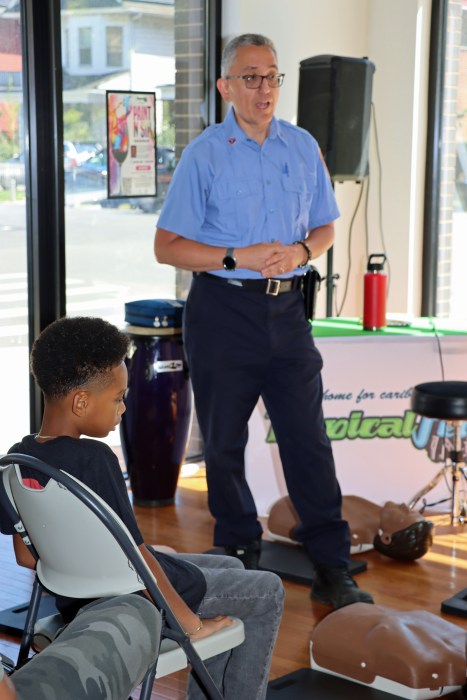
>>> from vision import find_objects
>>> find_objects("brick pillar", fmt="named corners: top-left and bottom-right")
top-left (174, 0), bottom-right (206, 302)
top-left (174, 0), bottom-right (208, 460)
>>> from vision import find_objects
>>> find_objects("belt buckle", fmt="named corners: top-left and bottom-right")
top-left (266, 279), bottom-right (281, 296)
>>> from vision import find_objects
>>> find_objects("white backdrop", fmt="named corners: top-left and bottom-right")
top-left (245, 333), bottom-right (467, 515)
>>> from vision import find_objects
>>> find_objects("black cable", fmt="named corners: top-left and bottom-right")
top-left (428, 316), bottom-right (446, 380)
top-left (335, 180), bottom-right (365, 317)
top-left (364, 161), bottom-right (370, 260)
top-left (415, 317), bottom-right (450, 510)
top-left (371, 101), bottom-right (391, 296)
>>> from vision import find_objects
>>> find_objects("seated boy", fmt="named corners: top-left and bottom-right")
top-left (0, 316), bottom-right (284, 700)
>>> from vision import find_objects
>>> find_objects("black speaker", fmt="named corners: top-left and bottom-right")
top-left (297, 55), bottom-right (375, 181)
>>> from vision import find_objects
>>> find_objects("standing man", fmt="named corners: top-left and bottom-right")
top-left (155, 33), bottom-right (374, 610)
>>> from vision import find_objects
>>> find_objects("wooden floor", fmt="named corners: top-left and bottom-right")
top-left (2, 465), bottom-right (467, 698)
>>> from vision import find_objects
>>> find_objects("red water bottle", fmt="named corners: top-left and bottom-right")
top-left (363, 254), bottom-right (387, 330)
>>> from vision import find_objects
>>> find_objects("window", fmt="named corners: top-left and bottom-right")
top-left (64, 28), bottom-right (69, 68)
top-left (0, 0), bottom-right (216, 452)
top-left (106, 26), bottom-right (123, 68)
top-left (436, 0), bottom-right (466, 318)
top-left (0, 5), bottom-right (28, 452)
top-left (78, 26), bottom-right (92, 67)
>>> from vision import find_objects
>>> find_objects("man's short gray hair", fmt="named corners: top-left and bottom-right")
top-left (220, 34), bottom-right (278, 77)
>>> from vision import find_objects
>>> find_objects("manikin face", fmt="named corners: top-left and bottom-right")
top-left (80, 362), bottom-right (128, 438)
top-left (217, 44), bottom-right (281, 141)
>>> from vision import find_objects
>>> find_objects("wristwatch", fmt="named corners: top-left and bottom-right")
top-left (293, 239), bottom-right (312, 268)
top-left (222, 247), bottom-right (237, 271)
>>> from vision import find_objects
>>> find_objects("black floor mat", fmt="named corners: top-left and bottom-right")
top-left (0, 595), bottom-right (59, 637)
top-left (206, 541), bottom-right (367, 585)
top-left (441, 587), bottom-right (467, 618)
top-left (267, 668), bottom-right (405, 699)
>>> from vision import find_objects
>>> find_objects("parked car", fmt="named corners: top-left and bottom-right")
top-left (0, 153), bottom-right (25, 190)
top-left (76, 146), bottom-right (176, 212)
top-left (64, 140), bottom-right (101, 177)
top-left (74, 141), bottom-right (102, 162)
top-left (75, 148), bottom-right (107, 186)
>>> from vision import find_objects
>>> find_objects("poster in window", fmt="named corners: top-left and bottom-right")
top-left (106, 90), bottom-right (156, 198)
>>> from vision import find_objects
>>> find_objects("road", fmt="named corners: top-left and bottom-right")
top-left (0, 198), bottom-right (175, 452)
top-left (1, 198), bottom-right (175, 342)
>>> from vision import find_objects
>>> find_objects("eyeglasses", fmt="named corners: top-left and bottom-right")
top-left (225, 73), bottom-right (285, 89)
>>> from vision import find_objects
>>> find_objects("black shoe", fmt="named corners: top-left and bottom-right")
top-left (224, 538), bottom-right (262, 569)
top-left (311, 566), bottom-right (374, 609)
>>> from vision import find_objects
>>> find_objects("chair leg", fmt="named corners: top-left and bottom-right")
top-left (184, 645), bottom-right (224, 700)
top-left (17, 578), bottom-right (42, 667)
top-left (138, 661), bottom-right (158, 700)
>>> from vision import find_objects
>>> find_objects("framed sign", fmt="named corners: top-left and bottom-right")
top-left (106, 90), bottom-right (156, 198)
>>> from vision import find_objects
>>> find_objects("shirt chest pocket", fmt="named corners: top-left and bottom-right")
top-left (212, 178), bottom-right (262, 237)
top-left (282, 175), bottom-right (315, 224)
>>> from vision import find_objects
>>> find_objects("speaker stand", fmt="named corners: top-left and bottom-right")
top-left (325, 247), bottom-right (334, 317)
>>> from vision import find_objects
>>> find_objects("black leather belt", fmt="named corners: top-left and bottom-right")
top-left (196, 272), bottom-right (302, 296)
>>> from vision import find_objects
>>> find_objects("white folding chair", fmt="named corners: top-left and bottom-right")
top-left (0, 453), bottom-right (245, 700)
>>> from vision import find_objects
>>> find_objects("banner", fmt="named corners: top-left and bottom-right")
top-left (106, 91), bottom-right (156, 198)
top-left (245, 333), bottom-right (467, 515)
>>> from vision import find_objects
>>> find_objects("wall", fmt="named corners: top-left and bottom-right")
top-left (221, 0), bottom-right (431, 318)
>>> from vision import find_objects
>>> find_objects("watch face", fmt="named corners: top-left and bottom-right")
top-left (223, 255), bottom-right (236, 271)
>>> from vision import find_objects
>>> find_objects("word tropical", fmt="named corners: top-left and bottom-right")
top-left (265, 409), bottom-right (467, 465)
top-left (266, 410), bottom-right (417, 443)
top-left (325, 410), bottom-right (416, 440)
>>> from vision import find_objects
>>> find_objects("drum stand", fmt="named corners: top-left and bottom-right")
top-left (408, 418), bottom-right (467, 525)
top-left (410, 381), bottom-right (467, 618)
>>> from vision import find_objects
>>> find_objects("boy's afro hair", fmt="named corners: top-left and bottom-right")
top-left (30, 316), bottom-right (130, 399)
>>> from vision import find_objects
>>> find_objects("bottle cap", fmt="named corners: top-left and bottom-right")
top-left (367, 254), bottom-right (386, 272)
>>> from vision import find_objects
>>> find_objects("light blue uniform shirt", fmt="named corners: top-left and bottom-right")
top-left (157, 107), bottom-right (340, 279)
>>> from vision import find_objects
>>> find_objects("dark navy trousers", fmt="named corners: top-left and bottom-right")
top-left (183, 273), bottom-right (351, 567)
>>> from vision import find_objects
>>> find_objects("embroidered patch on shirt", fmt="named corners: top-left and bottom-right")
top-left (227, 137), bottom-right (236, 145)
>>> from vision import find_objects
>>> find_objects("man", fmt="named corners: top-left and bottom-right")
top-left (154, 33), bottom-right (374, 610)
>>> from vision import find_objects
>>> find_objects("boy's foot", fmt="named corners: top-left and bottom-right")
top-left (311, 566), bottom-right (374, 609)
top-left (224, 538), bottom-right (262, 569)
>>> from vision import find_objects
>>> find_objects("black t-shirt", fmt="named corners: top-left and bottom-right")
top-left (3, 435), bottom-right (206, 621)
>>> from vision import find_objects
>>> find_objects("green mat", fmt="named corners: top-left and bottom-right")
top-left (311, 317), bottom-right (467, 338)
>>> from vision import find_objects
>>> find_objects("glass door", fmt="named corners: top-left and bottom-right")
top-left (0, 2), bottom-right (29, 453)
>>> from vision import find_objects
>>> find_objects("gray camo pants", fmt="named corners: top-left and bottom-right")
top-left (11, 594), bottom-right (161, 700)
top-left (9, 555), bottom-right (284, 700)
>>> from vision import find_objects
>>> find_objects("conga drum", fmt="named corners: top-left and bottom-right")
top-left (120, 324), bottom-right (193, 506)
